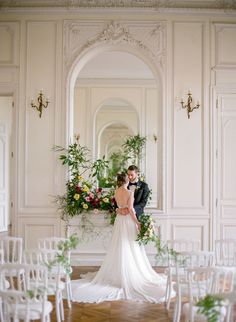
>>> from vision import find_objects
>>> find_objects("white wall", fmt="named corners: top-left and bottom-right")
top-left (0, 96), bottom-right (12, 231)
top-left (0, 9), bottom-right (236, 262)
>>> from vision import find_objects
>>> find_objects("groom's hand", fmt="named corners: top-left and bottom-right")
top-left (116, 208), bottom-right (129, 215)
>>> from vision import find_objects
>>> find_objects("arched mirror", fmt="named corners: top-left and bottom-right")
top-left (72, 50), bottom-right (160, 208)
top-left (96, 98), bottom-right (138, 159)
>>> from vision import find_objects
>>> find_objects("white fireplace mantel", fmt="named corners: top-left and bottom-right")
top-left (66, 212), bottom-right (158, 266)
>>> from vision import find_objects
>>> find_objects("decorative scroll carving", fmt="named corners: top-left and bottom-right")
top-left (64, 20), bottom-right (166, 72)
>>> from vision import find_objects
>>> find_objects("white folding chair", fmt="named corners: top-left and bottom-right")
top-left (40, 249), bottom-right (65, 322)
top-left (38, 237), bottom-right (73, 308)
top-left (162, 239), bottom-right (200, 310)
top-left (215, 239), bottom-right (236, 266)
top-left (169, 251), bottom-right (215, 322)
top-left (0, 263), bottom-right (53, 322)
top-left (182, 266), bottom-right (235, 322)
top-left (165, 248), bottom-right (211, 311)
top-left (23, 248), bottom-right (65, 322)
top-left (0, 236), bottom-right (23, 265)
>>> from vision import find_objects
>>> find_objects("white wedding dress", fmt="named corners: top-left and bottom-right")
top-left (71, 191), bottom-right (169, 303)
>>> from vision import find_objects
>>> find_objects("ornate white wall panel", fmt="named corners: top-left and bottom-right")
top-left (216, 93), bottom-right (236, 240)
top-left (221, 117), bottom-right (236, 200)
top-left (23, 21), bottom-right (57, 209)
top-left (221, 205), bottom-right (236, 219)
top-left (221, 223), bottom-right (236, 239)
top-left (215, 70), bottom-right (236, 85)
top-left (145, 88), bottom-right (159, 208)
top-left (0, 123), bottom-right (9, 232)
top-left (172, 22), bottom-right (206, 211)
top-left (19, 216), bottom-right (61, 249)
top-left (214, 24), bottom-right (236, 67)
top-left (0, 22), bottom-right (19, 66)
top-left (0, 134), bottom-right (7, 231)
top-left (219, 95), bottom-right (236, 201)
top-left (170, 219), bottom-right (209, 250)
top-left (0, 69), bottom-right (16, 84)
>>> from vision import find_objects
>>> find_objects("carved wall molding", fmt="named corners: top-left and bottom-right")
top-left (64, 20), bottom-right (166, 74)
top-left (214, 23), bottom-right (236, 67)
top-left (0, 22), bottom-right (19, 65)
top-left (1, 0), bottom-right (236, 11)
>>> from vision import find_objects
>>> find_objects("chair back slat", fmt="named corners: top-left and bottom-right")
top-left (0, 237), bottom-right (23, 264)
top-left (167, 239), bottom-right (200, 253)
top-left (38, 237), bottom-right (68, 250)
top-left (215, 239), bottom-right (236, 266)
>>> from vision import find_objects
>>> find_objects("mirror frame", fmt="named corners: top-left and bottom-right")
top-left (65, 43), bottom-right (164, 211)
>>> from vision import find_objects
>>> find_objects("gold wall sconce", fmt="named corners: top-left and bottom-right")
top-left (180, 91), bottom-right (200, 119)
top-left (31, 90), bottom-right (49, 118)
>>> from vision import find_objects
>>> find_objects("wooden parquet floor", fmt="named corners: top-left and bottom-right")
top-left (49, 266), bottom-right (173, 322)
top-left (3, 263), bottom-right (235, 322)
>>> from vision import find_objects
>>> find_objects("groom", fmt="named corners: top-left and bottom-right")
top-left (127, 165), bottom-right (150, 219)
top-left (117, 165), bottom-right (150, 219)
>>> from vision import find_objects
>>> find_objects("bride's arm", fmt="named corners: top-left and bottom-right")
top-left (128, 193), bottom-right (140, 229)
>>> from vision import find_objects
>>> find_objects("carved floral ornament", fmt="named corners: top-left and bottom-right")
top-left (64, 20), bottom-right (166, 71)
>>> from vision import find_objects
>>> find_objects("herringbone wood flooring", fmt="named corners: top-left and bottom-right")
top-left (49, 266), bottom-right (174, 322)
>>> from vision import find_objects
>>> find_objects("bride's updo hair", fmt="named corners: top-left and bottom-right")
top-left (117, 173), bottom-right (128, 187)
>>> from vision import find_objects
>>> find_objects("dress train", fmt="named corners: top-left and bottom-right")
top-left (70, 213), bottom-right (170, 303)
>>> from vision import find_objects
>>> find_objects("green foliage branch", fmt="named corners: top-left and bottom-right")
top-left (196, 294), bottom-right (224, 322)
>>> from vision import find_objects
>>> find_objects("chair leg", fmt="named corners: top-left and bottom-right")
top-left (166, 276), bottom-right (172, 310)
top-left (173, 293), bottom-right (181, 322)
top-left (0, 301), bottom-right (3, 322)
top-left (60, 296), bottom-right (64, 321)
top-left (55, 294), bottom-right (61, 322)
top-left (225, 303), bottom-right (232, 322)
top-left (173, 298), bottom-right (178, 322)
top-left (68, 276), bottom-right (74, 302)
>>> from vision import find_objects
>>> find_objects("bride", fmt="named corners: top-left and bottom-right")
top-left (70, 173), bottom-right (168, 303)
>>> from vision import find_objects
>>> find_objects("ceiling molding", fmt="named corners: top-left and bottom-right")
top-left (0, 0), bottom-right (236, 13)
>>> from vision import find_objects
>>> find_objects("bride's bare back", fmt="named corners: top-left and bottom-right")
top-left (114, 187), bottom-right (140, 229)
top-left (115, 187), bottom-right (133, 208)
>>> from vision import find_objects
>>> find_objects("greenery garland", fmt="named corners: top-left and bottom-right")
top-left (196, 294), bottom-right (224, 322)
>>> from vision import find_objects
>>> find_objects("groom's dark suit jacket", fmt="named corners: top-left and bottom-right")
top-left (128, 180), bottom-right (150, 219)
